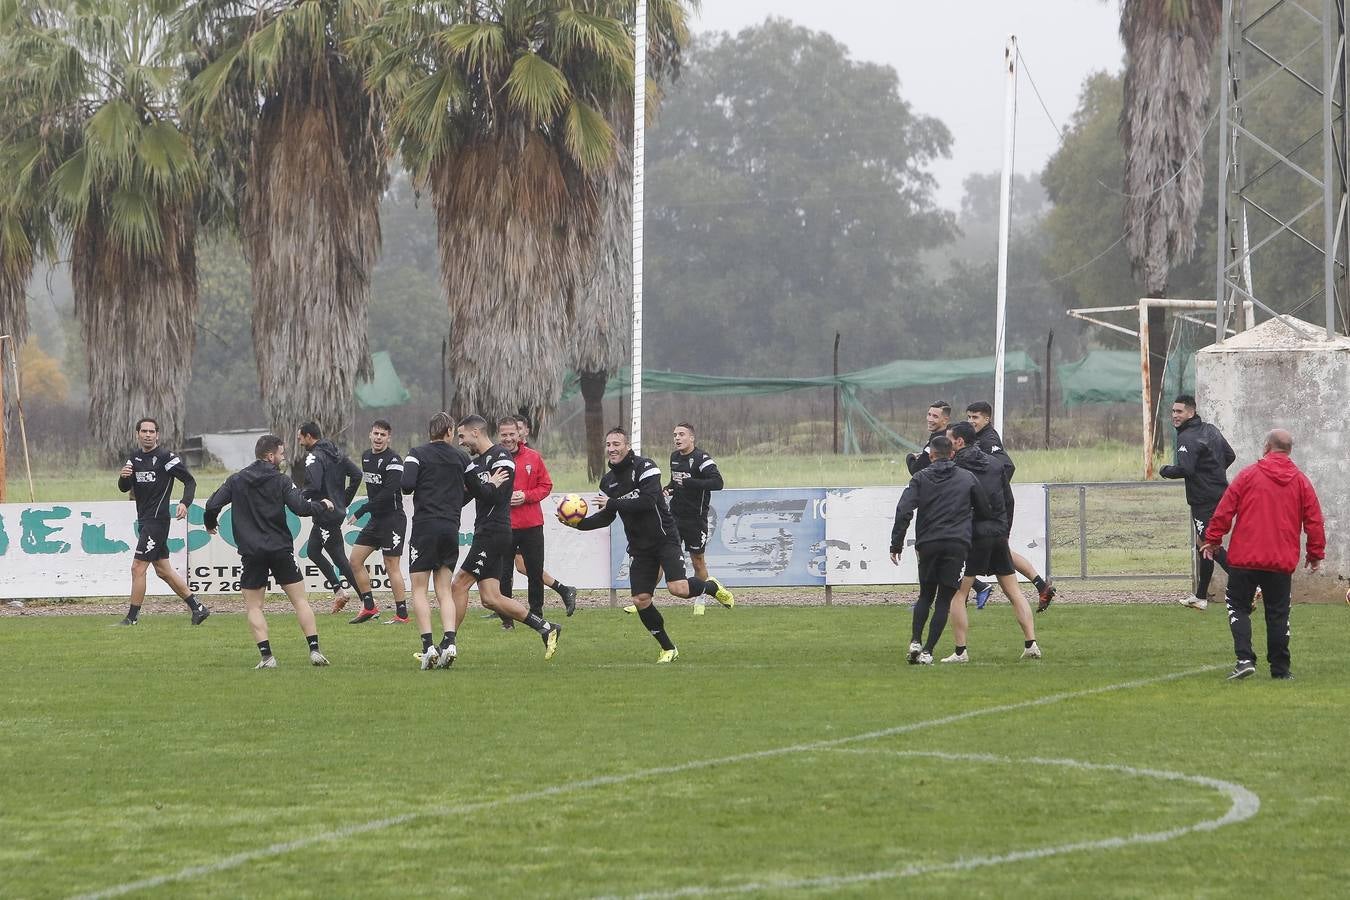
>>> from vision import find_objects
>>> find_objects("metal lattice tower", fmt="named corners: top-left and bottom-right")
top-left (1216, 0), bottom-right (1350, 340)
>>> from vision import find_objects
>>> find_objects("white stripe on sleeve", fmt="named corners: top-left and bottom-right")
top-left (699, 458), bottom-right (717, 471)
top-left (639, 466), bottom-right (662, 481)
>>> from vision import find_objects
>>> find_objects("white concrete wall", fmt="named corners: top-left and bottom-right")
top-left (1195, 319), bottom-right (1350, 600)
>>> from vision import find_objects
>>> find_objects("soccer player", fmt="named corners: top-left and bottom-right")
top-left (497, 416), bottom-right (576, 625)
top-left (942, 423), bottom-right (1040, 662)
top-left (965, 401), bottom-right (1057, 611)
top-left (400, 413), bottom-right (479, 670)
top-left (439, 414), bottom-right (561, 667)
top-left (346, 419), bottom-right (408, 624)
top-left (297, 422), bottom-right (363, 613)
top-left (115, 417), bottom-right (209, 626)
top-left (889, 435), bottom-right (990, 665)
top-left (203, 434), bottom-right (335, 668)
top-left (568, 427), bottom-right (734, 663)
top-left (1160, 394), bottom-right (1237, 610)
top-left (905, 400), bottom-right (951, 476)
top-left (666, 422), bottom-right (731, 616)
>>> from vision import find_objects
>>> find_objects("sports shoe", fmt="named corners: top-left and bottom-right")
top-left (1020, 642), bottom-right (1043, 660)
top-left (693, 602), bottom-right (706, 616)
top-left (560, 584), bottom-right (577, 616)
top-left (1271, 671), bottom-right (1294, 680)
top-left (191, 605), bottom-right (211, 626)
top-left (1228, 660), bottom-right (1256, 680)
top-left (1180, 595), bottom-right (1208, 611)
top-left (623, 605), bottom-right (638, 614)
top-left (1255, 587), bottom-right (1264, 604)
top-left (349, 608), bottom-right (379, 624)
top-left (112, 616), bottom-right (138, 627)
top-left (331, 592), bottom-right (349, 615)
top-left (1036, 580), bottom-right (1057, 613)
top-left (544, 623), bottom-right (561, 660)
top-left (974, 583), bottom-right (993, 610)
top-left (657, 647), bottom-right (680, 664)
top-left (310, 650), bottom-right (329, 666)
top-left (435, 643), bottom-right (457, 669)
top-left (417, 646), bottom-right (439, 670)
top-left (906, 640), bottom-right (922, 664)
top-left (480, 611), bottom-right (499, 619)
top-left (916, 651), bottom-right (934, 665)
top-left (707, 578), bottom-right (735, 609)
top-left (384, 614), bottom-right (409, 625)
top-left (941, 649), bottom-right (969, 663)
top-left (254, 655), bottom-right (277, 669)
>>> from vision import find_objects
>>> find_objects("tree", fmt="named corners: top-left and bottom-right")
top-left (366, 0), bottom-right (633, 428)
top-left (183, 0), bottom-right (386, 450)
top-left (0, 0), bottom-right (206, 457)
top-left (643, 19), bottom-right (954, 376)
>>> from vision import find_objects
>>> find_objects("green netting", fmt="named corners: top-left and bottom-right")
top-left (355, 351), bottom-right (411, 408)
top-left (1056, 349), bottom-right (1198, 409)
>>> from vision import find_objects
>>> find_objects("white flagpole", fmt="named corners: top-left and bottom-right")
top-left (630, 0), bottom-right (647, 455)
top-left (993, 35), bottom-right (1017, 436)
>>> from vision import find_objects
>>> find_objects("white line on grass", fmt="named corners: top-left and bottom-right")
top-left (72, 665), bottom-right (1223, 900)
top-left (603, 748), bottom-right (1261, 899)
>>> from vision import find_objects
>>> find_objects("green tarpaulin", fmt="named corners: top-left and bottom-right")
top-left (1056, 350), bottom-right (1196, 408)
top-left (355, 351), bottom-right (411, 408)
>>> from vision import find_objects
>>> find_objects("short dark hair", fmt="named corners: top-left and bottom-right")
top-left (514, 413), bottom-right (530, 431)
top-left (929, 401), bottom-right (951, 416)
top-left (674, 422), bottom-right (695, 435)
top-left (429, 412), bottom-right (453, 441)
top-left (371, 419), bottom-right (392, 433)
top-left (966, 401), bottom-right (992, 417)
top-left (255, 434), bottom-right (284, 459)
top-left (606, 426), bottom-right (629, 440)
top-left (458, 414), bottom-right (488, 432)
top-left (948, 422), bottom-right (978, 445)
top-left (299, 421), bottom-right (322, 439)
top-left (1174, 394), bottom-right (1196, 410)
top-left (136, 417), bottom-right (159, 432)
top-left (929, 435), bottom-right (955, 459)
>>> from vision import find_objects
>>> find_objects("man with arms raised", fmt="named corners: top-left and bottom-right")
top-left (204, 434), bottom-right (334, 668)
top-left (565, 427), bottom-right (734, 663)
top-left (115, 417), bottom-right (209, 626)
top-left (346, 419), bottom-right (408, 624)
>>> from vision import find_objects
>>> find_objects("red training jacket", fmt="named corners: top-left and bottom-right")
top-left (1202, 452), bottom-right (1325, 574)
top-left (509, 442), bottom-right (553, 530)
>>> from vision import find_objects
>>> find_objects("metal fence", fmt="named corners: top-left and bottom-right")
top-left (1043, 481), bottom-right (1194, 582)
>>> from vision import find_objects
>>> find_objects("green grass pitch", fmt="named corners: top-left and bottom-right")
top-left (3, 604), bottom-right (1348, 898)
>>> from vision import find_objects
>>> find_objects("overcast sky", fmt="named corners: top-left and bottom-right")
top-left (690, 1), bottom-right (1125, 211)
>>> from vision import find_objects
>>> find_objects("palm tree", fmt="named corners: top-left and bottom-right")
top-left (366, 0), bottom-right (631, 425)
top-left (0, 0), bottom-right (207, 457)
top-left (182, 0), bottom-right (385, 449)
top-left (1120, 0), bottom-right (1221, 445)
top-left (572, 0), bottom-right (692, 477)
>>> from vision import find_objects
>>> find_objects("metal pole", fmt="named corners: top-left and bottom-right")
top-left (993, 35), bottom-right (1017, 435)
top-left (1077, 485), bottom-right (1088, 579)
top-left (1044, 330), bottom-right (1053, 449)
top-left (832, 331), bottom-right (840, 455)
top-left (440, 336), bottom-right (447, 412)
top-left (1216, 0), bottom-right (1234, 341)
top-left (1139, 302), bottom-right (1154, 479)
top-left (1325, 0), bottom-right (1338, 339)
top-left (630, 0), bottom-right (647, 455)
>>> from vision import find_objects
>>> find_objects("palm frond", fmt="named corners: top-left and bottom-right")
top-left (506, 51), bottom-right (571, 123)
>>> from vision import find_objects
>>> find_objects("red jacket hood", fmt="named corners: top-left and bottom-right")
top-left (1254, 452), bottom-right (1299, 486)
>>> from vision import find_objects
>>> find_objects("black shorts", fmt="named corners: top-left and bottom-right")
top-left (628, 540), bottom-right (688, 596)
top-left (916, 540), bottom-right (968, 589)
top-left (134, 520), bottom-right (171, 562)
top-left (461, 530), bottom-right (512, 582)
top-left (1192, 505), bottom-right (1217, 543)
top-left (356, 511), bottom-right (407, 557)
top-left (240, 551), bottom-right (304, 590)
top-left (676, 516), bottom-right (709, 555)
top-left (409, 524), bottom-right (459, 573)
top-left (965, 536), bottom-right (1015, 577)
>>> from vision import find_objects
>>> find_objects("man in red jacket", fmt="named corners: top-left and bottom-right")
top-left (1200, 429), bottom-right (1324, 681)
top-left (497, 416), bottom-right (577, 622)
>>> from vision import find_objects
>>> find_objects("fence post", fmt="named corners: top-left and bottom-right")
top-left (824, 584), bottom-right (832, 606)
top-left (1078, 485), bottom-right (1088, 579)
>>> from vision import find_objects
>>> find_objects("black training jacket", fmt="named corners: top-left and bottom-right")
top-left (667, 446), bottom-right (724, 519)
top-left (118, 446), bottom-right (196, 523)
top-left (356, 447), bottom-right (405, 517)
top-left (466, 443), bottom-right (516, 534)
top-left (973, 423), bottom-right (1017, 479)
top-left (302, 439), bottom-right (361, 521)
top-left (1159, 415), bottom-right (1236, 509)
top-left (204, 460), bottom-right (328, 557)
top-left (577, 450), bottom-right (678, 555)
top-left (905, 428), bottom-right (946, 476)
top-left (890, 458), bottom-right (991, 553)
top-left (953, 445), bottom-right (1010, 539)
top-left (401, 441), bottom-right (472, 528)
